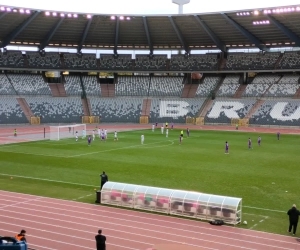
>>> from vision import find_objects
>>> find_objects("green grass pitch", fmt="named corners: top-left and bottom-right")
top-left (0, 128), bottom-right (299, 235)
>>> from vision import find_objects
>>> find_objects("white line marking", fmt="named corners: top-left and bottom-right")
top-left (244, 206), bottom-right (285, 213)
top-left (0, 197), bottom-right (42, 209)
top-left (73, 194), bottom-right (93, 201)
top-left (249, 224), bottom-right (258, 230)
top-left (0, 198), bottom-right (296, 248)
top-left (0, 173), bottom-right (97, 187)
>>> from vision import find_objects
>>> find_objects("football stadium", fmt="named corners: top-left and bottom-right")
top-left (0, 1), bottom-right (300, 249)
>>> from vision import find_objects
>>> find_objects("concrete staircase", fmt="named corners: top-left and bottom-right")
top-left (48, 83), bottom-right (67, 97)
top-left (181, 83), bottom-right (199, 98)
top-left (198, 99), bottom-right (214, 118)
top-left (293, 86), bottom-right (300, 99)
top-left (100, 84), bottom-right (115, 97)
top-left (261, 75), bottom-right (283, 97)
top-left (274, 53), bottom-right (284, 69)
top-left (81, 98), bottom-right (90, 116)
top-left (245, 99), bottom-right (265, 119)
top-left (233, 84), bottom-right (247, 98)
top-left (17, 98), bottom-right (34, 123)
top-left (141, 99), bottom-right (152, 116)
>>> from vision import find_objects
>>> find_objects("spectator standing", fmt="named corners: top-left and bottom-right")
top-left (15, 229), bottom-right (26, 242)
top-left (95, 229), bottom-right (106, 250)
top-left (14, 129), bottom-right (17, 137)
top-left (287, 204), bottom-right (300, 235)
top-left (100, 172), bottom-right (108, 190)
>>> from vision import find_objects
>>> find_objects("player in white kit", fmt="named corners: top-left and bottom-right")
top-left (75, 131), bottom-right (78, 141)
top-left (114, 131), bottom-right (118, 141)
top-left (161, 125), bottom-right (164, 134)
top-left (141, 134), bottom-right (144, 144)
top-left (152, 124), bottom-right (155, 132)
top-left (92, 129), bottom-right (95, 141)
top-left (166, 128), bottom-right (169, 138)
top-left (98, 128), bottom-right (101, 138)
top-left (104, 129), bottom-right (107, 139)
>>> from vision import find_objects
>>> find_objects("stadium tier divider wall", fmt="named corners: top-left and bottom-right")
top-left (101, 181), bottom-right (242, 225)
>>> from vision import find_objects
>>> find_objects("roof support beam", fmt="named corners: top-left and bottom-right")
top-left (168, 16), bottom-right (189, 54)
top-left (266, 15), bottom-right (300, 47)
top-left (0, 12), bottom-right (8, 21)
top-left (114, 18), bottom-right (120, 55)
top-left (221, 13), bottom-right (269, 52)
top-left (142, 16), bottom-right (153, 55)
top-left (39, 18), bottom-right (64, 51)
top-left (0, 11), bottom-right (40, 48)
top-left (77, 17), bottom-right (93, 52)
top-left (194, 15), bottom-right (226, 52)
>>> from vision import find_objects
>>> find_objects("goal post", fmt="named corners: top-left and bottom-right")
top-left (49, 124), bottom-right (86, 140)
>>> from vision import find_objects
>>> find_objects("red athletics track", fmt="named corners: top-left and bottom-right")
top-left (0, 190), bottom-right (299, 250)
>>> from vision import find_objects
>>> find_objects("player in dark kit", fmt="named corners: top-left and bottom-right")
top-left (225, 141), bottom-right (229, 154)
top-left (95, 229), bottom-right (106, 250)
top-left (100, 171), bottom-right (108, 190)
top-left (88, 135), bottom-right (91, 146)
top-left (179, 135), bottom-right (182, 145)
top-left (277, 132), bottom-right (280, 140)
top-left (258, 136), bottom-right (261, 146)
top-left (186, 128), bottom-right (190, 137)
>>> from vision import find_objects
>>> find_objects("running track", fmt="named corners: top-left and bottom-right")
top-left (0, 190), bottom-right (299, 250)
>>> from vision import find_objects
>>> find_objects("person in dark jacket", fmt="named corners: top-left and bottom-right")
top-left (100, 171), bottom-right (108, 190)
top-left (287, 204), bottom-right (300, 235)
top-left (95, 229), bottom-right (106, 250)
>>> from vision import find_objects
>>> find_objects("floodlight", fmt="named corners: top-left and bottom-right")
top-left (19, 9), bottom-right (24, 13)
top-left (52, 12), bottom-right (57, 16)
top-left (45, 11), bottom-right (50, 16)
top-left (172, 0), bottom-right (190, 14)
top-left (254, 10), bottom-right (259, 15)
top-left (25, 9), bottom-right (30, 14)
top-left (126, 17), bottom-right (130, 20)
top-left (87, 14), bottom-right (92, 19)
top-left (297, 7), bottom-right (300, 11)
top-left (60, 13), bottom-right (65, 17)
top-left (0, 6), bottom-right (4, 11)
top-left (110, 16), bottom-right (115, 20)
top-left (73, 14), bottom-right (78, 18)
top-left (119, 16), bottom-right (124, 20)
top-left (6, 7), bottom-right (11, 12)
top-left (67, 13), bottom-right (72, 17)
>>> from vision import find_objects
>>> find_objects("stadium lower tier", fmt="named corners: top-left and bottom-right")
top-left (0, 97), bottom-right (300, 126)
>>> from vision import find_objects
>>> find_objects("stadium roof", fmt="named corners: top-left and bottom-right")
top-left (1, 5), bottom-right (300, 53)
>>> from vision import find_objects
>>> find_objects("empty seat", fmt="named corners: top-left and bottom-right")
top-left (217, 75), bottom-right (240, 97)
top-left (64, 75), bottom-right (82, 96)
top-left (0, 97), bottom-right (28, 124)
top-left (27, 52), bottom-right (61, 68)
top-left (195, 76), bottom-right (222, 97)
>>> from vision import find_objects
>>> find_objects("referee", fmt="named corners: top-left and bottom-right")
top-left (100, 171), bottom-right (108, 190)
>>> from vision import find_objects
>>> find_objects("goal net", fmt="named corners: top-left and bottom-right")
top-left (49, 124), bottom-right (86, 140)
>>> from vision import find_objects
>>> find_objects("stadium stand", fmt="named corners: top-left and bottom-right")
top-left (26, 52), bottom-right (62, 68)
top-left (216, 75), bottom-right (240, 97)
top-left (0, 97), bottom-right (28, 124)
top-left (195, 76), bottom-right (222, 97)
top-left (242, 74), bottom-right (281, 97)
top-left (63, 53), bottom-right (97, 69)
top-left (250, 100), bottom-right (300, 126)
top-left (7, 74), bottom-right (52, 95)
top-left (116, 76), bottom-right (149, 96)
top-left (225, 52), bottom-right (280, 70)
top-left (169, 54), bottom-right (218, 71)
top-left (26, 97), bottom-right (84, 123)
top-left (135, 55), bottom-right (167, 71)
top-left (99, 54), bottom-right (132, 70)
top-left (0, 51), bottom-right (24, 68)
top-left (265, 74), bottom-right (300, 97)
top-left (89, 98), bottom-right (143, 123)
top-left (64, 75), bottom-right (83, 96)
top-left (149, 98), bottom-right (205, 123)
top-left (82, 76), bottom-right (101, 97)
top-left (0, 74), bottom-right (16, 95)
top-left (205, 99), bottom-right (256, 124)
top-left (279, 51), bottom-right (300, 69)
top-left (148, 76), bottom-right (184, 97)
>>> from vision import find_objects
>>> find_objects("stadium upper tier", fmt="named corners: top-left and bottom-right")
top-left (0, 6), bottom-right (300, 51)
top-left (1, 50), bottom-right (300, 71)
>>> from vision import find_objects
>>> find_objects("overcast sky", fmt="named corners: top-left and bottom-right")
top-left (0, 0), bottom-right (299, 15)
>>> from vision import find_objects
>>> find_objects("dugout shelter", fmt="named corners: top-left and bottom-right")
top-left (101, 181), bottom-right (242, 225)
